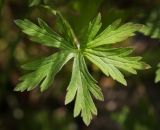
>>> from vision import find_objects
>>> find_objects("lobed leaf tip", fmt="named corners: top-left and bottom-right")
top-left (64, 98), bottom-right (70, 105)
top-left (83, 118), bottom-right (91, 126)
top-left (14, 19), bottom-right (21, 26)
top-left (144, 63), bottom-right (151, 69)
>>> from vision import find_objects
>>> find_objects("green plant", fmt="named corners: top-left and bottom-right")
top-left (14, 6), bottom-right (150, 125)
top-left (155, 63), bottom-right (160, 83)
top-left (29, 0), bottom-right (42, 6)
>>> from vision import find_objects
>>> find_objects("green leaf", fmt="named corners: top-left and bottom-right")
top-left (14, 18), bottom-right (71, 49)
top-left (43, 6), bottom-right (79, 48)
top-left (84, 47), bottom-right (150, 85)
top-left (86, 13), bottom-right (102, 42)
top-left (86, 19), bottom-right (143, 48)
top-left (15, 11), bottom-right (150, 126)
top-left (15, 51), bottom-right (73, 92)
top-left (65, 53), bottom-right (104, 125)
top-left (68, 0), bottom-right (103, 36)
top-left (139, 8), bottom-right (160, 39)
top-left (155, 63), bottom-right (160, 83)
top-left (85, 52), bottom-right (126, 85)
top-left (29, 0), bottom-right (41, 7)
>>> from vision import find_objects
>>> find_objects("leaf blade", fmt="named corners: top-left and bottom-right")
top-left (15, 51), bottom-right (74, 92)
top-left (86, 13), bottom-right (102, 42)
top-left (86, 20), bottom-right (143, 48)
top-left (85, 47), bottom-right (150, 86)
top-left (155, 63), bottom-right (160, 83)
top-left (14, 19), bottom-right (70, 49)
top-left (65, 53), bottom-right (104, 125)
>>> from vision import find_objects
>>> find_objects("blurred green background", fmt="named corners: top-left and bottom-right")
top-left (0, 0), bottom-right (160, 130)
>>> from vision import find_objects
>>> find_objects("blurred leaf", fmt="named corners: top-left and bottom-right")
top-left (29, 0), bottom-right (42, 7)
top-left (112, 106), bottom-right (129, 125)
top-left (0, 0), bottom-right (4, 11)
top-left (69, 0), bottom-right (103, 37)
top-left (112, 99), bottom-right (158, 130)
top-left (43, 6), bottom-right (79, 48)
top-left (155, 63), bottom-right (160, 83)
top-left (140, 8), bottom-right (160, 39)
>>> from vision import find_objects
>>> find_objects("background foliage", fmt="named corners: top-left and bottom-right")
top-left (0, 0), bottom-right (160, 130)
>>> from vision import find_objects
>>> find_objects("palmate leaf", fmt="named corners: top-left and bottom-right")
top-left (155, 63), bottom-right (160, 83)
top-left (15, 7), bottom-right (149, 125)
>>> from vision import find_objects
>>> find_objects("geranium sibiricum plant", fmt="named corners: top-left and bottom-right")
top-left (14, 6), bottom-right (150, 125)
